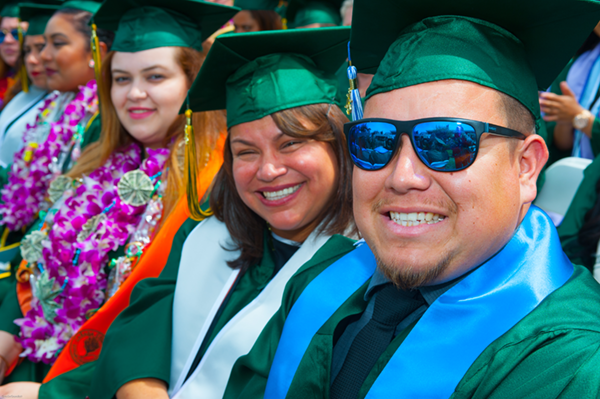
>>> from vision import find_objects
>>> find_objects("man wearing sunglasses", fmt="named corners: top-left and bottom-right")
top-left (224, 0), bottom-right (600, 398)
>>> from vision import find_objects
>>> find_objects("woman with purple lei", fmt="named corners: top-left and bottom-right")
top-left (0, 1), bottom-right (114, 302)
top-left (0, 0), bottom-right (231, 396)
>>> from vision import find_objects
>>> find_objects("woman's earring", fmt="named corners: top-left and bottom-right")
top-left (89, 59), bottom-right (95, 69)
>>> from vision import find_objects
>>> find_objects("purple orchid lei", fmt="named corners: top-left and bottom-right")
top-left (15, 145), bottom-right (170, 363)
top-left (0, 80), bottom-right (98, 231)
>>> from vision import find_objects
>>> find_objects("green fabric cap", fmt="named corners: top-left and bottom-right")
top-left (0, 1), bottom-right (19, 17)
top-left (234, 0), bottom-right (280, 11)
top-left (94, 0), bottom-right (239, 53)
top-left (60, 0), bottom-right (101, 13)
top-left (287, 0), bottom-right (341, 27)
top-left (350, 0), bottom-right (600, 128)
top-left (19, 3), bottom-right (61, 35)
top-left (188, 26), bottom-right (350, 128)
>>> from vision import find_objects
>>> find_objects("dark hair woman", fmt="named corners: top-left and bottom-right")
top-left (0, 1), bottom-right (235, 398)
top-left (90, 27), bottom-right (355, 399)
top-left (233, 0), bottom-right (283, 32)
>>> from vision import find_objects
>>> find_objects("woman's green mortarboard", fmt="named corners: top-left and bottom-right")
top-left (93, 0), bottom-right (239, 53)
top-left (18, 2), bottom-right (61, 36)
top-left (186, 26), bottom-right (350, 128)
top-left (60, 0), bottom-right (102, 14)
top-left (349, 0), bottom-right (600, 128)
top-left (286, 0), bottom-right (341, 28)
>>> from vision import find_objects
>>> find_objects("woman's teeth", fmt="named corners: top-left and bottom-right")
top-left (389, 211), bottom-right (445, 227)
top-left (262, 184), bottom-right (301, 201)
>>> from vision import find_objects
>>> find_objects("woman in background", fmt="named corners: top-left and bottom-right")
top-left (233, 0), bottom-right (283, 32)
top-left (0, 4), bottom-right (61, 174)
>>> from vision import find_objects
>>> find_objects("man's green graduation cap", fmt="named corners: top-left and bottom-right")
top-left (188, 26), bottom-right (350, 128)
top-left (287, 0), bottom-right (341, 28)
top-left (349, 0), bottom-right (600, 126)
top-left (93, 0), bottom-right (239, 53)
top-left (19, 2), bottom-right (61, 35)
top-left (60, 0), bottom-right (102, 14)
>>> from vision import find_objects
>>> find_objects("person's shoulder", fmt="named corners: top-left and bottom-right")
top-left (536, 264), bottom-right (600, 332)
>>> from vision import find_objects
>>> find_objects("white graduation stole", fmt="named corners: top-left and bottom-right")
top-left (169, 217), bottom-right (331, 398)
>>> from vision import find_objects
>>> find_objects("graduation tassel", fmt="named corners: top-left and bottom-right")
top-left (277, 0), bottom-right (288, 29)
top-left (90, 23), bottom-right (104, 107)
top-left (17, 24), bottom-right (28, 93)
top-left (184, 99), bottom-right (213, 221)
top-left (345, 42), bottom-right (363, 121)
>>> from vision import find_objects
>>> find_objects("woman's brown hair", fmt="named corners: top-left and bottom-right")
top-left (210, 103), bottom-right (355, 272)
top-left (68, 47), bottom-right (227, 222)
top-left (250, 10), bottom-right (283, 31)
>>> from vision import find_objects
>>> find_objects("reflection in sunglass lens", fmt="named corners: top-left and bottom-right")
top-left (412, 122), bottom-right (477, 171)
top-left (0, 29), bottom-right (19, 44)
top-left (348, 122), bottom-right (397, 170)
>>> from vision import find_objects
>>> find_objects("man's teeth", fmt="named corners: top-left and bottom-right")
top-left (262, 184), bottom-right (301, 201)
top-left (389, 211), bottom-right (445, 227)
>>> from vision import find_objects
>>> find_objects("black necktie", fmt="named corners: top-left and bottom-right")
top-left (330, 283), bottom-right (425, 399)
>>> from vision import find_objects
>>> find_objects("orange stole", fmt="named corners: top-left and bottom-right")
top-left (42, 136), bottom-right (226, 382)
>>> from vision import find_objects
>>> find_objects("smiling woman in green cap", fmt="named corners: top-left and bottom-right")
top-left (223, 0), bottom-right (600, 398)
top-left (0, 0), bottom-right (236, 398)
top-left (86, 26), bottom-right (355, 399)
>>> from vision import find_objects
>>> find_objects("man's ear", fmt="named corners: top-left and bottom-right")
top-left (518, 134), bottom-right (549, 205)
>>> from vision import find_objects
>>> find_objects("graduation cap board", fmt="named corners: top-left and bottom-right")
top-left (234, 0), bottom-right (281, 11)
top-left (93, 0), bottom-right (239, 52)
top-left (19, 2), bottom-right (61, 35)
top-left (349, 0), bottom-right (600, 125)
top-left (0, 0), bottom-right (19, 17)
top-left (286, 0), bottom-right (341, 28)
top-left (188, 26), bottom-right (350, 128)
top-left (60, 0), bottom-right (102, 14)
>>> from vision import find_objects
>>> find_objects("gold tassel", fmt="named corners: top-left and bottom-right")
top-left (17, 24), bottom-right (28, 93)
top-left (184, 106), bottom-right (213, 221)
top-left (90, 23), bottom-right (103, 107)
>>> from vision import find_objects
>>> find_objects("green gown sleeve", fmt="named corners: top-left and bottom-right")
top-left (89, 218), bottom-right (201, 399)
top-left (223, 235), bottom-right (356, 399)
top-left (558, 155), bottom-right (600, 270)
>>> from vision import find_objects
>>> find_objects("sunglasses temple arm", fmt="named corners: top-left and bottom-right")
top-left (485, 123), bottom-right (527, 139)
top-left (345, 42), bottom-right (364, 121)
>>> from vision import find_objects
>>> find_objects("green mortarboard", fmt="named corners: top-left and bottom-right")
top-left (0, 0), bottom-right (19, 17)
top-left (350, 0), bottom-right (600, 126)
top-left (60, 0), bottom-right (102, 14)
top-left (93, 0), bottom-right (239, 53)
top-left (188, 26), bottom-right (350, 128)
top-left (287, 0), bottom-right (341, 28)
top-left (234, 0), bottom-right (280, 11)
top-left (19, 2), bottom-right (61, 35)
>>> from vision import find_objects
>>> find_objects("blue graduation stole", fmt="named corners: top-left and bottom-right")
top-left (265, 206), bottom-right (573, 398)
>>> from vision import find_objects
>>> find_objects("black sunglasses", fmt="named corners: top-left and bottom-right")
top-left (0, 28), bottom-right (20, 44)
top-left (344, 117), bottom-right (526, 172)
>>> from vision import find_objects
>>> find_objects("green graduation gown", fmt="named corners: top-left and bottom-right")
top-left (87, 218), bottom-right (355, 399)
top-left (558, 154), bottom-right (600, 270)
top-left (224, 264), bottom-right (600, 399)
